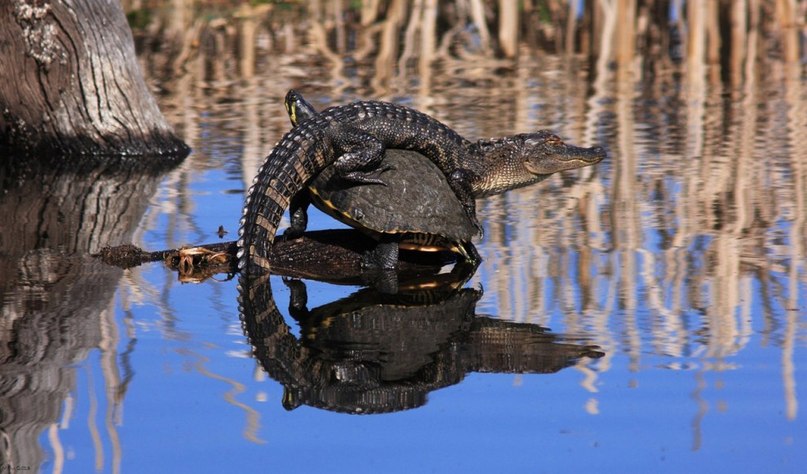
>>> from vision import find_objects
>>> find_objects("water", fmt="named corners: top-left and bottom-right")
top-left (3, 5), bottom-right (807, 473)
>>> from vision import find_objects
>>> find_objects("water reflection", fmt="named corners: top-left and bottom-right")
top-left (239, 273), bottom-right (603, 414)
top-left (0, 156), bottom-right (172, 471)
top-left (130, 0), bottom-right (805, 438)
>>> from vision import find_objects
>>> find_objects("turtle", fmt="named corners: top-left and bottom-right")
top-left (302, 148), bottom-right (480, 268)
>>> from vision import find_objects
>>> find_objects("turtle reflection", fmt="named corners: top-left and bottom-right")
top-left (239, 274), bottom-right (603, 415)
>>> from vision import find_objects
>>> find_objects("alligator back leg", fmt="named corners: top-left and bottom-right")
top-left (285, 191), bottom-right (311, 239)
top-left (331, 133), bottom-right (387, 184)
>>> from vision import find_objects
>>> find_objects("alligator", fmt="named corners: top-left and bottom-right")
top-left (238, 92), bottom-right (606, 273)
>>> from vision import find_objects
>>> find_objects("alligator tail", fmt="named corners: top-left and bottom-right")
top-left (238, 124), bottom-right (327, 273)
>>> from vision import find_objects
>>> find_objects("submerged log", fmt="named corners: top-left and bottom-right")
top-left (96, 229), bottom-right (459, 285)
top-left (0, 0), bottom-right (188, 157)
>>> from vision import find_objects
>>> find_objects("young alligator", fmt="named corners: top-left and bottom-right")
top-left (238, 92), bottom-right (606, 273)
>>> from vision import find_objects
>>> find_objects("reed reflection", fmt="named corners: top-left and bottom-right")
top-left (129, 0), bottom-right (806, 425)
top-left (239, 272), bottom-right (603, 414)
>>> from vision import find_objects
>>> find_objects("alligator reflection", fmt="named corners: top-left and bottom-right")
top-left (239, 273), bottom-right (603, 415)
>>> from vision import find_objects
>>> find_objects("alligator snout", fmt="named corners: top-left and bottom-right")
top-left (584, 146), bottom-right (607, 163)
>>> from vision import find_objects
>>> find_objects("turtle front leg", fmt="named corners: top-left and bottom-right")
top-left (461, 241), bottom-right (482, 264)
top-left (361, 238), bottom-right (400, 293)
top-left (362, 238), bottom-right (399, 270)
top-left (283, 277), bottom-right (309, 322)
top-left (284, 191), bottom-right (311, 239)
top-left (448, 168), bottom-right (482, 237)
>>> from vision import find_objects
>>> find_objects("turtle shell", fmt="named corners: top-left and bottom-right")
top-left (308, 149), bottom-right (476, 248)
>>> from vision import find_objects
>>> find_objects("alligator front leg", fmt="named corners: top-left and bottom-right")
top-left (448, 168), bottom-right (482, 236)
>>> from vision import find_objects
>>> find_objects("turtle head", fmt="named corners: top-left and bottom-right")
top-left (284, 89), bottom-right (319, 127)
top-left (471, 130), bottom-right (606, 196)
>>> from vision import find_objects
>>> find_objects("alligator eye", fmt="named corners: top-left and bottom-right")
top-left (525, 135), bottom-right (562, 147)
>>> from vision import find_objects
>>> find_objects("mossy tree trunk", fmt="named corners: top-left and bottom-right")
top-left (0, 0), bottom-right (187, 156)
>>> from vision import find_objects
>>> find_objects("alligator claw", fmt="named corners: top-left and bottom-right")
top-left (342, 173), bottom-right (387, 186)
top-left (342, 168), bottom-right (391, 186)
top-left (465, 206), bottom-right (483, 238)
top-left (473, 218), bottom-right (484, 238)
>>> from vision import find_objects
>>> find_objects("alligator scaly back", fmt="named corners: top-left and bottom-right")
top-left (317, 101), bottom-right (472, 173)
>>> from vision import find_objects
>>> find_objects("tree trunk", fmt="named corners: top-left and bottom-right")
top-left (0, 0), bottom-right (188, 157)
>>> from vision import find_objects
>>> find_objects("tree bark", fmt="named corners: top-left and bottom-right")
top-left (0, 0), bottom-right (188, 157)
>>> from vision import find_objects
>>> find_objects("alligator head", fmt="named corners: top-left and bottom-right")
top-left (470, 130), bottom-right (606, 197)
